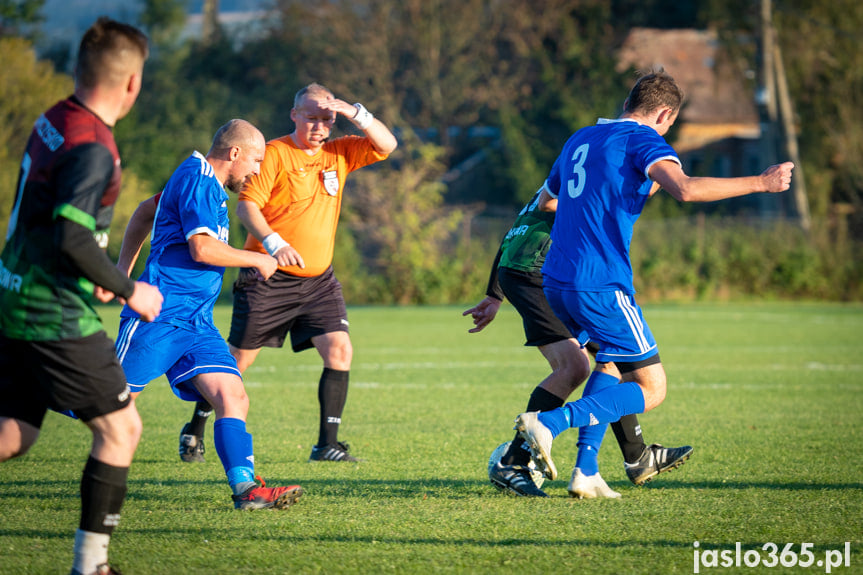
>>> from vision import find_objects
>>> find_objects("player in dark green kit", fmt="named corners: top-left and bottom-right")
top-left (465, 186), bottom-right (692, 498)
top-left (0, 18), bottom-right (162, 575)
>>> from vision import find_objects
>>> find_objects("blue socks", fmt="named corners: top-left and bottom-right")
top-left (537, 380), bottom-right (646, 439)
top-left (575, 371), bottom-right (620, 475)
top-left (213, 417), bottom-right (256, 494)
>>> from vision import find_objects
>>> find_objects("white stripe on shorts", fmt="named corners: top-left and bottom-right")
top-left (115, 318), bottom-right (140, 364)
top-left (615, 290), bottom-right (649, 353)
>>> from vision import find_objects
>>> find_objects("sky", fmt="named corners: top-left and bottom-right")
top-left (37, 0), bottom-right (270, 48)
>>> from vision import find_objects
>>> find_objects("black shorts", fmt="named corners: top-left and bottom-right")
top-left (498, 267), bottom-right (573, 347)
top-left (229, 266), bottom-right (349, 353)
top-left (0, 331), bottom-right (131, 428)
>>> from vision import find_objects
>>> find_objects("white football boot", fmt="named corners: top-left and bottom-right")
top-left (568, 468), bottom-right (622, 499)
top-left (514, 411), bottom-right (558, 481)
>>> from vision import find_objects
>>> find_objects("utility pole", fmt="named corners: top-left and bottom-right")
top-left (757, 0), bottom-right (779, 217)
top-left (760, 0), bottom-right (810, 231)
top-left (773, 42), bottom-right (810, 231)
top-left (202, 0), bottom-right (221, 45)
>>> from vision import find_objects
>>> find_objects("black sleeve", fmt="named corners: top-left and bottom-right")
top-left (54, 142), bottom-right (115, 216)
top-left (52, 142), bottom-right (135, 299)
top-left (56, 217), bottom-right (136, 299)
top-left (484, 244), bottom-right (505, 301)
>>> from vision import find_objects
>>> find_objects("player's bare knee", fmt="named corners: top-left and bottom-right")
top-left (555, 361), bottom-right (590, 393)
top-left (113, 408), bottom-right (143, 445)
top-left (325, 346), bottom-right (352, 370)
top-left (221, 385), bottom-right (249, 415)
top-left (0, 418), bottom-right (39, 461)
top-left (0, 441), bottom-right (30, 461)
top-left (127, 409), bottom-right (143, 447)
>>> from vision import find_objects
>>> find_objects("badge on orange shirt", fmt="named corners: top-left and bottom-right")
top-left (322, 170), bottom-right (339, 196)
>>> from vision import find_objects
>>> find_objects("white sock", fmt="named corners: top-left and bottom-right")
top-left (72, 529), bottom-right (110, 575)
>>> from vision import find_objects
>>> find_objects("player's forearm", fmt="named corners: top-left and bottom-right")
top-left (188, 234), bottom-right (267, 269)
top-left (651, 161), bottom-right (771, 203)
top-left (117, 195), bottom-right (158, 275)
top-left (57, 218), bottom-right (136, 298)
top-left (485, 247), bottom-right (505, 300)
top-left (364, 119), bottom-right (398, 155)
top-left (236, 200), bottom-right (276, 242)
top-left (670, 175), bottom-right (767, 203)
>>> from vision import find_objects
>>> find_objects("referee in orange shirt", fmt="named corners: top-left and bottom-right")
top-left (177, 83), bottom-right (397, 463)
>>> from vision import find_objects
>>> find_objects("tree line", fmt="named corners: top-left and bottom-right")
top-left (0, 0), bottom-right (860, 301)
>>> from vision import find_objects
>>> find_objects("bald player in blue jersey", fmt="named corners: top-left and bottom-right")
top-left (514, 71), bottom-right (794, 482)
top-left (115, 119), bottom-right (302, 510)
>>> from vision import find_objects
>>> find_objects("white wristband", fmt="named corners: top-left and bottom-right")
top-left (350, 103), bottom-right (374, 130)
top-left (262, 233), bottom-right (289, 256)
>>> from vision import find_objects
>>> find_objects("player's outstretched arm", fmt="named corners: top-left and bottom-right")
top-left (463, 296), bottom-right (502, 333)
top-left (650, 160), bottom-right (794, 203)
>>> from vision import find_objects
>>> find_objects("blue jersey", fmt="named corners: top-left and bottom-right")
top-left (121, 151), bottom-right (230, 329)
top-left (542, 119), bottom-right (679, 294)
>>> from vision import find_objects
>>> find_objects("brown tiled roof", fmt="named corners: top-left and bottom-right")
top-left (617, 28), bottom-right (758, 126)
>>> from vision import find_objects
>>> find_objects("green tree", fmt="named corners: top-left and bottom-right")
top-left (340, 143), bottom-right (482, 304)
top-left (138, 0), bottom-right (188, 47)
top-left (0, 0), bottom-right (43, 38)
top-left (773, 1), bottom-right (863, 221)
top-left (0, 36), bottom-right (72, 239)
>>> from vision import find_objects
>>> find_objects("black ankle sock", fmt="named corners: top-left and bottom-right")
top-left (612, 414), bottom-right (646, 463)
top-left (318, 368), bottom-right (349, 446)
top-left (188, 400), bottom-right (213, 437)
top-left (501, 386), bottom-right (565, 466)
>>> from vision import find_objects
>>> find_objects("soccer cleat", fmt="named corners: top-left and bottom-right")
top-left (232, 476), bottom-right (303, 510)
top-left (309, 441), bottom-right (359, 462)
top-left (514, 412), bottom-right (558, 481)
top-left (568, 468), bottom-right (621, 499)
top-left (70, 564), bottom-right (122, 575)
top-left (178, 423), bottom-right (205, 463)
top-left (488, 462), bottom-right (548, 497)
top-left (624, 443), bottom-right (693, 486)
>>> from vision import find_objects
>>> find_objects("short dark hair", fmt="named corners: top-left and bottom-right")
top-left (76, 17), bottom-right (149, 90)
top-left (293, 82), bottom-right (333, 109)
top-left (624, 70), bottom-right (684, 116)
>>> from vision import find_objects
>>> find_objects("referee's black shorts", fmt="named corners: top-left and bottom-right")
top-left (0, 331), bottom-right (131, 428)
top-left (229, 266), bottom-right (348, 353)
top-left (498, 266), bottom-right (573, 347)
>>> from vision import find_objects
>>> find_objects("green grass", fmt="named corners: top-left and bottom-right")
top-left (2, 302), bottom-right (862, 574)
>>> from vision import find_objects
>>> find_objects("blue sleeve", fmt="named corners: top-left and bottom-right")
top-left (544, 154), bottom-right (563, 198)
top-left (628, 129), bottom-right (680, 192)
top-left (177, 177), bottom-right (221, 240)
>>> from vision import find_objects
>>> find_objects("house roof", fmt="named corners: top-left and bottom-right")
top-left (617, 28), bottom-right (760, 151)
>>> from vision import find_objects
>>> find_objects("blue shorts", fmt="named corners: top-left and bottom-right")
top-left (543, 287), bottom-right (658, 365)
top-left (115, 318), bottom-right (240, 402)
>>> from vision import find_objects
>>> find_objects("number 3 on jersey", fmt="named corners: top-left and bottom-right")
top-left (567, 143), bottom-right (589, 199)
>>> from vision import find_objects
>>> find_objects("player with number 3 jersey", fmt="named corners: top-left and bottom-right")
top-left (512, 71), bottom-right (794, 483)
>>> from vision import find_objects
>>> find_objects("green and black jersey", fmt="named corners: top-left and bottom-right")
top-left (0, 96), bottom-right (135, 341)
top-left (498, 189), bottom-right (555, 274)
top-left (485, 189), bottom-right (555, 300)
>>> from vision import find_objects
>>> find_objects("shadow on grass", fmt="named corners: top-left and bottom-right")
top-left (609, 478), bottom-right (863, 491)
top-left (0, 524), bottom-right (701, 550)
top-left (2, 476), bottom-right (861, 503)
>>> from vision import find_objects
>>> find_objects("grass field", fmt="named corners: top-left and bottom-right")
top-left (1, 302), bottom-right (862, 574)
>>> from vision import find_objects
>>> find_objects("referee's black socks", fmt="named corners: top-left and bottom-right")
top-left (318, 367), bottom-right (349, 447)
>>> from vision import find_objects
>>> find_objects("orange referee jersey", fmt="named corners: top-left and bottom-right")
top-left (239, 134), bottom-right (389, 277)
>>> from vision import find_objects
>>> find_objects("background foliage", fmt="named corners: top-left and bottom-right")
top-left (0, 0), bottom-right (860, 302)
